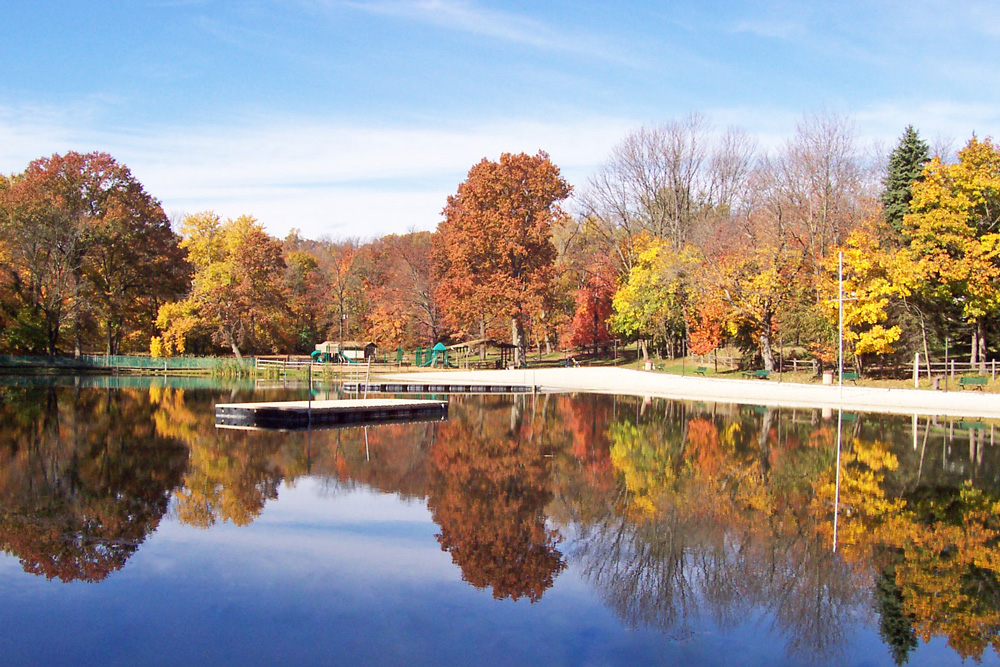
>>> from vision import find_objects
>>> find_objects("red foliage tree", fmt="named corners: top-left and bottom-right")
top-left (565, 255), bottom-right (616, 354)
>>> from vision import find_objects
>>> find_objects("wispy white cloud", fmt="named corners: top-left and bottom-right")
top-left (331, 0), bottom-right (632, 64)
top-left (342, 0), bottom-right (565, 48)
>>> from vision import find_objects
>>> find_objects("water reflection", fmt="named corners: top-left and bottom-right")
top-left (1, 380), bottom-right (999, 663)
top-left (427, 398), bottom-right (565, 602)
top-left (0, 385), bottom-right (187, 582)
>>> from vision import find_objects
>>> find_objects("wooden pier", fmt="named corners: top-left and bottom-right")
top-left (342, 382), bottom-right (533, 394)
top-left (215, 398), bottom-right (448, 430)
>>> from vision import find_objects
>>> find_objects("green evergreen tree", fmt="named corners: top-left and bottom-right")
top-left (874, 564), bottom-right (918, 665)
top-left (882, 125), bottom-right (930, 236)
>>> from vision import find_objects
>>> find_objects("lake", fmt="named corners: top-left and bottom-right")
top-left (0, 376), bottom-right (998, 666)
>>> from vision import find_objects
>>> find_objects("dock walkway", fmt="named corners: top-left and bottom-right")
top-left (342, 382), bottom-right (532, 394)
top-left (216, 397), bottom-right (447, 429)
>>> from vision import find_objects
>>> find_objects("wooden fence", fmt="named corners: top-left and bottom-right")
top-left (917, 358), bottom-right (998, 380)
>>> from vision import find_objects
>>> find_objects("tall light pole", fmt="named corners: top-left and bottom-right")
top-left (839, 251), bottom-right (844, 397)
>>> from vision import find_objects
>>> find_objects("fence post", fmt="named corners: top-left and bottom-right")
top-left (914, 353), bottom-right (919, 388)
top-left (951, 360), bottom-right (955, 379)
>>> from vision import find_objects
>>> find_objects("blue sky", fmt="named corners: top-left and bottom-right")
top-left (2, 1), bottom-right (999, 240)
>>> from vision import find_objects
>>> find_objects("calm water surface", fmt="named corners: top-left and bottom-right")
top-left (1, 376), bottom-right (998, 666)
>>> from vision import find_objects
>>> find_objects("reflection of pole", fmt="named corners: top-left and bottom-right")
top-left (364, 425), bottom-right (370, 462)
top-left (308, 364), bottom-right (312, 429)
top-left (833, 407), bottom-right (842, 553)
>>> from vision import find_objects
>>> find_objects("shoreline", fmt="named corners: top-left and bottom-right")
top-left (383, 366), bottom-right (1000, 419)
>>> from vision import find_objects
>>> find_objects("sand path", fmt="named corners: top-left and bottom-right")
top-left (382, 366), bottom-right (1000, 418)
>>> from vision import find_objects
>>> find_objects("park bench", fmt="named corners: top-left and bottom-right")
top-left (959, 376), bottom-right (988, 391)
top-left (841, 371), bottom-right (859, 384)
top-left (742, 369), bottom-right (770, 380)
top-left (694, 366), bottom-right (708, 376)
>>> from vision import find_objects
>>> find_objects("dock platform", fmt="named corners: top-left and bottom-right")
top-left (342, 382), bottom-right (533, 394)
top-left (215, 398), bottom-right (448, 429)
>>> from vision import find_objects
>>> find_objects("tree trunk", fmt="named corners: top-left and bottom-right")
top-left (760, 331), bottom-right (775, 371)
top-left (760, 311), bottom-right (775, 371)
top-left (511, 316), bottom-right (527, 368)
top-left (640, 339), bottom-right (649, 362)
top-left (591, 305), bottom-right (599, 356)
top-left (479, 319), bottom-right (487, 360)
top-left (982, 323), bottom-right (988, 374)
top-left (226, 327), bottom-right (243, 362)
top-left (977, 318), bottom-right (987, 373)
top-left (969, 320), bottom-right (979, 371)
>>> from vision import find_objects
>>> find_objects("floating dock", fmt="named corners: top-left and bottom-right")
top-left (215, 398), bottom-right (448, 430)
top-left (342, 382), bottom-right (533, 394)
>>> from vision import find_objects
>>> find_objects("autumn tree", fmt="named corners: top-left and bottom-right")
top-left (564, 250), bottom-right (616, 355)
top-left (699, 161), bottom-right (809, 371)
top-left (434, 151), bottom-right (571, 367)
top-left (365, 232), bottom-right (441, 348)
top-left (283, 245), bottom-right (325, 352)
top-left (0, 168), bottom-right (85, 354)
top-left (611, 236), bottom-right (700, 361)
top-left (313, 239), bottom-right (363, 344)
top-left (0, 152), bottom-right (189, 355)
top-left (902, 137), bottom-right (1000, 371)
top-left (818, 219), bottom-right (913, 372)
top-left (155, 213), bottom-right (289, 359)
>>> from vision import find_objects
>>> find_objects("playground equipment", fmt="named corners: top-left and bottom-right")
top-left (416, 342), bottom-right (456, 368)
top-left (313, 340), bottom-right (377, 363)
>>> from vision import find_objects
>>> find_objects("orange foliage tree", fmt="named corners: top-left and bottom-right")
top-left (0, 151), bottom-right (190, 355)
top-left (434, 151), bottom-right (571, 367)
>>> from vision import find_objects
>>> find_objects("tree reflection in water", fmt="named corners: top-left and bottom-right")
top-left (427, 396), bottom-right (566, 602)
top-left (0, 385), bottom-right (187, 582)
top-left (570, 403), bottom-right (866, 661)
top-left (3, 384), bottom-right (1000, 663)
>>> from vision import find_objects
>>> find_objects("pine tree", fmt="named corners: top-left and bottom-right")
top-left (882, 125), bottom-right (930, 235)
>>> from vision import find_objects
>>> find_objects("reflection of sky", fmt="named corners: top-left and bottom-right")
top-left (0, 478), bottom-right (991, 666)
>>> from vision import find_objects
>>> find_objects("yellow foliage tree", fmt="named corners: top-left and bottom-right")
top-left (819, 221), bottom-right (911, 367)
top-left (903, 137), bottom-right (1000, 371)
top-left (610, 235), bottom-right (701, 361)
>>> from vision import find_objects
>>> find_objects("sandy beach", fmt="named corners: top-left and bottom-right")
top-left (383, 366), bottom-right (1000, 419)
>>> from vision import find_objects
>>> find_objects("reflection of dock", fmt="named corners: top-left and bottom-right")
top-left (342, 382), bottom-right (533, 394)
top-left (215, 398), bottom-right (448, 429)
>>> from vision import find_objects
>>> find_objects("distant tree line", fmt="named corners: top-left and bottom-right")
top-left (1, 113), bottom-right (997, 372)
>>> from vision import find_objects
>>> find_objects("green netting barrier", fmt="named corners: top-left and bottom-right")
top-left (0, 355), bottom-right (254, 371)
